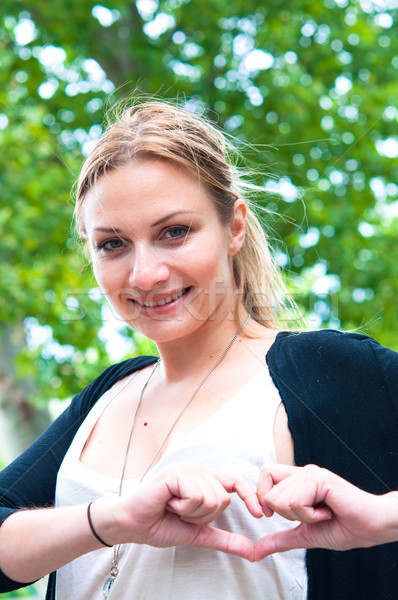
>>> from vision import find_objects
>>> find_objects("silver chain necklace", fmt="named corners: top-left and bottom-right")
top-left (103, 315), bottom-right (251, 598)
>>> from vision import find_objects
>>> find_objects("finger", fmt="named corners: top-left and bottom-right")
top-left (259, 464), bottom-right (335, 522)
top-left (258, 464), bottom-right (299, 494)
top-left (190, 524), bottom-right (256, 562)
top-left (166, 490), bottom-right (230, 525)
top-left (166, 469), bottom-right (236, 524)
top-left (165, 472), bottom-right (213, 515)
top-left (257, 469), bottom-right (276, 517)
top-left (213, 472), bottom-right (263, 518)
top-left (255, 524), bottom-right (312, 560)
top-left (257, 465), bottom-right (297, 517)
top-left (264, 489), bottom-right (332, 523)
top-left (165, 503), bottom-right (178, 515)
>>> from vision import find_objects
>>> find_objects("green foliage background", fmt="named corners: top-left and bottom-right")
top-left (0, 0), bottom-right (397, 594)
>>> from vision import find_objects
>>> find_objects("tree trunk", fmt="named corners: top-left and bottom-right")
top-left (0, 324), bottom-right (51, 464)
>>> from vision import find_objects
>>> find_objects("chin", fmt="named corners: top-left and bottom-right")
top-left (128, 314), bottom-right (209, 344)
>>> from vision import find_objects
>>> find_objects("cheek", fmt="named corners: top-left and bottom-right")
top-left (191, 246), bottom-right (232, 290)
top-left (92, 261), bottom-right (105, 287)
top-left (92, 260), bottom-right (123, 295)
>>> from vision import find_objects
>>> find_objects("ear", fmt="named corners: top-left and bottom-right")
top-left (228, 199), bottom-right (246, 256)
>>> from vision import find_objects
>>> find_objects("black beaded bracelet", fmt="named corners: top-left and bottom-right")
top-left (87, 501), bottom-right (113, 547)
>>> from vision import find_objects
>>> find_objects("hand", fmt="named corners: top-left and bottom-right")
top-left (255, 464), bottom-right (398, 560)
top-left (109, 462), bottom-right (263, 561)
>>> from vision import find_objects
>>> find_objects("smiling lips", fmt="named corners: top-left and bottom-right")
top-left (134, 288), bottom-right (189, 308)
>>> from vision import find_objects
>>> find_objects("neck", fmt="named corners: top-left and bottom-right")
top-left (155, 310), bottom-right (250, 383)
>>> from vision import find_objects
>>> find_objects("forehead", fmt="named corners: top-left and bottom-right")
top-left (82, 158), bottom-right (218, 230)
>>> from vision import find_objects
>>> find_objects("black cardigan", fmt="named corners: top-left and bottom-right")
top-left (0, 330), bottom-right (397, 599)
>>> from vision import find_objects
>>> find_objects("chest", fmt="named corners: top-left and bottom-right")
top-left (79, 363), bottom-right (292, 480)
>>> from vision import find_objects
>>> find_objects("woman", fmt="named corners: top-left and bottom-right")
top-left (0, 100), bottom-right (397, 600)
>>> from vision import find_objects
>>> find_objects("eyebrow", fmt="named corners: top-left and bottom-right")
top-left (151, 211), bottom-right (195, 227)
top-left (93, 227), bottom-right (123, 234)
top-left (92, 211), bottom-right (195, 235)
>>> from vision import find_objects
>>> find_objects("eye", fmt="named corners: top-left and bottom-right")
top-left (98, 238), bottom-right (126, 252)
top-left (163, 226), bottom-right (189, 240)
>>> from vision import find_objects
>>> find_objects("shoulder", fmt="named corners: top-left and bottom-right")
top-left (265, 329), bottom-right (378, 417)
top-left (268, 328), bottom-right (377, 364)
top-left (266, 329), bottom-right (397, 386)
top-left (266, 328), bottom-right (398, 402)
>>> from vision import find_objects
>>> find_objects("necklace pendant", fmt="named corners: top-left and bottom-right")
top-left (103, 564), bottom-right (119, 598)
top-left (103, 576), bottom-right (116, 598)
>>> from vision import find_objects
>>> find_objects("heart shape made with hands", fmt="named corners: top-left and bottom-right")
top-left (164, 483), bottom-right (283, 563)
top-left (160, 462), bottom-right (365, 562)
top-left (173, 462), bottom-right (377, 562)
top-left (136, 461), bottom-right (370, 562)
top-left (155, 463), bottom-right (328, 563)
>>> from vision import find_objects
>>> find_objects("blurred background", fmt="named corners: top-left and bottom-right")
top-left (0, 0), bottom-right (397, 594)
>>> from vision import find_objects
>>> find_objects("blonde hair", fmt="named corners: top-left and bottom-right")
top-left (75, 100), bottom-right (291, 328)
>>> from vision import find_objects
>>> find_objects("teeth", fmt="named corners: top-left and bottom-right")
top-left (137, 288), bottom-right (187, 308)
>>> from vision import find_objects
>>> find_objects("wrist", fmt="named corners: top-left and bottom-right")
top-left (379, 492), bottom-right (398, 545)
top-left (87, 501), bottom-right (113, 547)
top-left (87, 497), bottom-right (121, 547)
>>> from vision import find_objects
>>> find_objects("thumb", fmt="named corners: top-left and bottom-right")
top-left (190, 525), bottom-right (255, 562)
top-left (255, 524), bottom-right (310, 561)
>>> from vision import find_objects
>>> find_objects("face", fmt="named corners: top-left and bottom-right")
top-left (83, 158), bottom-right (245, 344)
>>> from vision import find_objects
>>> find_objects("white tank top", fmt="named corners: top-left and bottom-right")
top-left (55, 366), bottom-right (307, 600)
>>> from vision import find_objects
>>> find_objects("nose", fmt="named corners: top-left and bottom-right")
top-left (129, 242), bottom-right (170, 291)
